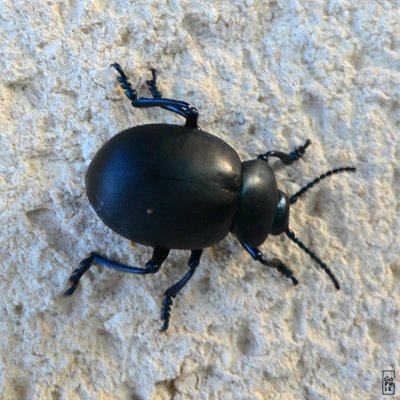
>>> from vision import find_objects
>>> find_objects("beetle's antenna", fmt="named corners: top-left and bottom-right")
top-left (285, 228), bottom-right (340, 290)
top-left (290, 167), bottom-right (356, 204)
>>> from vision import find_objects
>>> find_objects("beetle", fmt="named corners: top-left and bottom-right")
top-left (64, 63), bottom-right (356, 331)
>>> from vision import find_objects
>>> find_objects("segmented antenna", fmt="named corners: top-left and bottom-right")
top-left (286, 228), bottom-right (340, 290)
top-left (290, 167), bottom-right (356, 204)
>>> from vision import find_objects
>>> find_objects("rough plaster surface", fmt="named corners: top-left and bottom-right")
top-left (1, 1), bottom-right (400, 399)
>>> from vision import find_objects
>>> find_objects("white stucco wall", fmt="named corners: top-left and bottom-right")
top-left (1, 1), bottom-right (399, 399)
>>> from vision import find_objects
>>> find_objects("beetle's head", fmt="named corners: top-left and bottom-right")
top-left (272, 167), bottom-right (357, 237)
top-left (234, 158), bottom-right (356, 289)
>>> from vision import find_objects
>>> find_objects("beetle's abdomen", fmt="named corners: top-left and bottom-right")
top-left (86, 124), bottom-right (242, 249)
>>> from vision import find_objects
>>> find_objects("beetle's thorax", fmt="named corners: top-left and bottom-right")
top-left (232, 160), bottom-right (279, 247)
top-left (271, 190), bottom-right (290, 235)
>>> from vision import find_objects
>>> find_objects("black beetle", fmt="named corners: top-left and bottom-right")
top-left (65, 63), bottom-right (356, 331)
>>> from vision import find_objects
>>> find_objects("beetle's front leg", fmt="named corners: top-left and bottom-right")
top-left (241, 242), bottom-right (298, 286)
top-left (64, 247), bottom-right (170, 296)
top-left (160, 249), bottom-right (203, 332)
top-left (258, 139), bottom-right (311, 165)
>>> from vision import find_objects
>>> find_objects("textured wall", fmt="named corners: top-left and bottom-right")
top-left (1, 1), bottom-right (399, 399)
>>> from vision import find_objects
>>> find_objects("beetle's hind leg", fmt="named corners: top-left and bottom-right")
top-left (111, 62), bottom-right (199, 128)
top-left (110, 62), bottom-right (138, 102)
top-left (146, 68), bottom-right (162, 98)
top-left (64, 247), bottom-right (170, 296)
top-left (258, 139), bottom-right (312, 165)
top-left (160, 249), bottom-right (203, 332)
top-left (241, 242), bottom-right (299, 286)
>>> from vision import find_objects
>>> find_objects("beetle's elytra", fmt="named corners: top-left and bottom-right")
top-left (65, 63), bottom-right (356, 331)
top-left (86, 124), bottom-right (242, 250)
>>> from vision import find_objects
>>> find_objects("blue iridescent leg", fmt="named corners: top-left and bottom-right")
top-left (241, 242), bottom-right (298, 286)
top-left (111, 63), bottom-right (199, 128)
top-left (258, 139), bottom-right (311, 165)
top-left (147, 68), bottom-right (162, 98)
top-left (64, 247), bottom-right (170, 296)
top-left (160, 249), bottom-right (203, 332)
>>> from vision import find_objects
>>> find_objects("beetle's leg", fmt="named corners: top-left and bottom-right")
top-left (146, 68), bottom-right (162, 98)
top-left (258, 139), bottom-right (311, 165)
top-left (160, 249), bottom-right (203, 332)
top-left (241, 242), bottom-right (299, 286)
top-left (64, 247), bottom-right (170, 296)
top-left (111, 63), bottom-right (199, 128)
top-left (131, 98), bottom-right (199, 128)
top-left (110, 62), bottom-right (138, 101)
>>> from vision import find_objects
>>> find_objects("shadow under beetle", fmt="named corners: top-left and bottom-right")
top-left (65, 63), bottom-right (356, 331)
